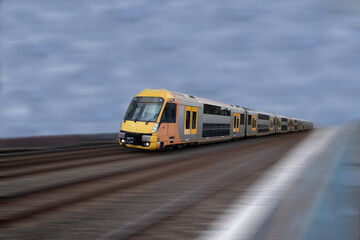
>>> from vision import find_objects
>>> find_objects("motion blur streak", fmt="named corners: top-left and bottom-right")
top-left (199, 122), bottom-right (360, 240)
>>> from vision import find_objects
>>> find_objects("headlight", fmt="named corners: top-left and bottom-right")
top-left (152, 123), bottom-right (159, 133)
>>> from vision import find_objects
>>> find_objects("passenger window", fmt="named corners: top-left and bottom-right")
top-left (240, 114), bottom-right (244, 125)
top-left (160, 103), bottom-right (177, 123)
top-left (185, 111), bottom-right (191, 129)
top-left (161, 106), bottom-right (168, 122)
top-left (171, 109), bottom-right (176, 120)
top-left (192, 111), bottom-right (197, 129)
top-left (248, 115), bottom-right (252, 125)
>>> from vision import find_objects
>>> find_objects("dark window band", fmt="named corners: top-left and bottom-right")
top-left (202, 123), bottom-right (230, 137)
top-left (203, 104), bottom-right (230, 116)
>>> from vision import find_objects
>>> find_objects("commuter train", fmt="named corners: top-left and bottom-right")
top-left (118, 89), bottom-right (313, 150)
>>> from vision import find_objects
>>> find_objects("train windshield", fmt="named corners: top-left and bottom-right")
top-left (124, 97), bottom-right (164, 122)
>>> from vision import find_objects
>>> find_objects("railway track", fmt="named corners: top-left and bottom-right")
top-left (0, 131), bottom-right (311, 240)
top-left (0, 142), bottom-right (119, 158)
top-left (0, 148), bottom-right (149, 180)
top-left (101, 143), bottom-right (290, 240)
top-left (0, 145), bottom-right (136, 167)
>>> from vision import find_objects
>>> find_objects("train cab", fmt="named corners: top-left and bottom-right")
top-left (119, 89), bottom-right (180, 150)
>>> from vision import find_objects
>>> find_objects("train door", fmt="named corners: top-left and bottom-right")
top-left (247, 114), bottom-right (252, 135)
top-left (270, 117), bottom-right (274, 132)
top-left (278, 118), bottom-right (281, 132)
top-left (158, 102), bottom-right (177, 144)
top-left (191, 107), bottom-right (198, 135)
top-left (240, 113), bottom-right (245, 136)
top-left (184, 106), bottom-right (198, 136)
top-left (288, 119), bottom-right (290, 131)
top-left (252, 115), bottom-right (257, 133)
top-left (233, 113), bottom-right (240, 134)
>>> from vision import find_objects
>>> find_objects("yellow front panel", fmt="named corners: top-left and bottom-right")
top-left (120, 120), bottom-right (138, 133)
top-left (121, 120), bottom-right (155, 134)
top-left (136, 121), bottom-right (156, 133)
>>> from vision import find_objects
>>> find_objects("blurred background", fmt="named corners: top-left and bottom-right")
top-left (1, 0), bottom-right (360, 138)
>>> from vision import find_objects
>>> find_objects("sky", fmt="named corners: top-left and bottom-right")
top-left (1, 0), bottom-right (360, 138)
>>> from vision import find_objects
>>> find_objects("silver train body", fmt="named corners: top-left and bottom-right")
top-left (119, 89), bottom-right (314, 150)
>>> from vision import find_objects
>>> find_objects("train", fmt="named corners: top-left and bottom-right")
top-left (118, 89), bottom-right (313, 150)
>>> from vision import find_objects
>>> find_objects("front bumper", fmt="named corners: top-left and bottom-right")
top-left (118, 131), bottom-right (158, 150)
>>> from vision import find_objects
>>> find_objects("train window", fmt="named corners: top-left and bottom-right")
top-left (160, 103), bottom-right (177, 123)
top-left (185, 111), bottom-right (191, 129)
top-left (248, 115), bottom-right (252, 125)
top-left (237, 117), bottom-right (240, 128)
top-left (258, 114), bottom-right (270, 120)
top-left (171, 109), bottom-right (176, 120)
top-left (204, 104), bottom-right (230, 116)
top-left (161, 107), bottom-right (168, 122)
top-left (240, 114), bottom-right (244, 125)
top-left (192, 111), bottom-right (197, 129)
top-left (234, 116), bottom-right (236, 127)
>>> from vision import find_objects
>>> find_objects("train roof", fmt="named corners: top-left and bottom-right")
top-left (253, 110), bottom-right (276, 116)
top-left (170, 90), bottom-right (244, 111)
top-left (137, 89), bottom-right (311, 123)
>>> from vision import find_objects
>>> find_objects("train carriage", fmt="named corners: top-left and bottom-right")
top-left (288, 118), bottom-right (294, 132)
top-left (293, 119), bottom-right (298, 131)
top-left (119, 89), bottom-right (313, 150)
top-left (297, 119), bottom-right (305, 131)
top-left (293, 118), bottom-right (301, 132)
top-left (256, 111), bottom-right (276, 136)
top-left (275, 114), bottom-right (290, 133)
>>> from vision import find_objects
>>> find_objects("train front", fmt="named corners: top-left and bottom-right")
top-left (118, 89), bottom-right (170, 150)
